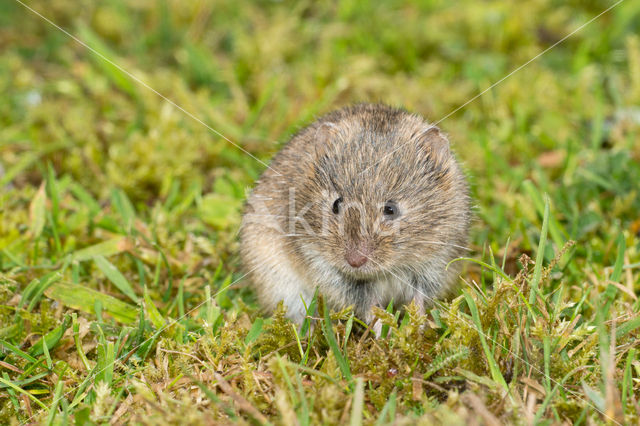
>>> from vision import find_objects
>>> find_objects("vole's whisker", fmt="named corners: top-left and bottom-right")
top-left (362, 254), bottom-right (432, 301)
top-left (244, 213), bottom-right (289, 218)
top-left (411, 240), bottom-right (473, 252)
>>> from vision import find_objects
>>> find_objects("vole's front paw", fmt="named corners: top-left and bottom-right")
top-left (371, 319), bottom-right (383, 338)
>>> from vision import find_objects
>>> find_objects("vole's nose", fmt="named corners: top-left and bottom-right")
top-left (346, 252), bottom-right (367, 268)
top-left (345, 247), bottom-right (369, 268)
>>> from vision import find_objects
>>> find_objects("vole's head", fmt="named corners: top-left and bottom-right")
top-left (290, 104), bottom-right (470, 281)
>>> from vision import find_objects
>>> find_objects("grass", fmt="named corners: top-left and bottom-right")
top-left (1, 0), bottom-right (640, 423)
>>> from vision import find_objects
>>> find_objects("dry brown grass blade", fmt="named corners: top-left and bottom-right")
top-left (111, 393), bottom-right (134, 424)
top-left (0, 360), bottom-right (24, 374)
top-left (605, 323), bottom-right (624, 423)
top-left (213, 372), bottom-right (269, 424)
top-left (463, 393), bottom-right (502, 426)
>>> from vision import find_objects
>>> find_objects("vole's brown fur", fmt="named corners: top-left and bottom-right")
top-left (240, 103), bottom-right (470, 325)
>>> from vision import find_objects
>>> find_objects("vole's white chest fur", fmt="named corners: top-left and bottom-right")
top-left (368, 273), bottom-right (416, 309)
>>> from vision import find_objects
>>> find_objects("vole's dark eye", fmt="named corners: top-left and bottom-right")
top-left (332, 197), bottom-right (343, 214)
top-left (383, 201), bottom-right (399, 219)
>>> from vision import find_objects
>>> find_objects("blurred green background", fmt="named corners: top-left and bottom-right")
top-left (2, 0), bottom-right (639, 257)
top-left (1, 0), bottom-right (640, 423)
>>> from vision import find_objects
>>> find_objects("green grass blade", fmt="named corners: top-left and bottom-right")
top-left (343, 314), bottom-right (354, 353)
top-left (244, 318), bottom-right (264, 346)
top-left (28, 314), bottom-right (72, 357)
top-left (2, 372), bottom-right (20, 413)
top-left (295, 372), bottom-right (311, 426)
top-left (29, 183), bottom-right (47, 239)
top-left (188, 375), bottom-right (237, 420)
top-left (543, 335), bottom-right (551, 393)
top-left (68, 182), bottom-right (101, 215)
top-left (72, 313), bottom-right (91, 371)
top-left (522, 181), bottom-right (565, 252)
top-left (71, 237), bottom-right (132, 262)
top-left (448, 257), bottom-right (512, 282)
top-left (46, 378), bottom-right (65, 426)
top-left (42, 335), bottom-right (52, 370)
top-left (94, 255), bottom-right (139, 303)
top-left (322, 302), bottom-right (353, 387)
top-left (75, 24), bottom-right (139, 98)
top-left (463, 291), bottom-right (509, 393)
top-left (603, 233), bottom-right (627, 312)
top-left (27, 272), bottom-right (60, 313)
top-left (143, 286), bottom-right (166, 329)
top-left (0, 376), bottom-right (48, 410)
top-left (530, 195), bottom-right (550, 304)
top-left (0, 339), bottom-right (37, 363)
top-left (349, 377), bottom-right (365, 426)
top-left (292, 323), bottom-right (304, 361)
top-left (616, 317), bottom-right (640, 339)
top-left (610, 233), bottom-right (625, 283)
top-left (44, 281), bottom-right (138, 324)
top-left (300, 289), bottom-right (319, 338)
top-left (96, 341), bottom-right (115, 385)
top-left (110, 188), bottom-right (136, 233)
top-left (622, 348), bottom-right (636, 414)
top-left (533, 366), bottom-right (588, 423)
top-left (375, 390), bottom-right (396, 426)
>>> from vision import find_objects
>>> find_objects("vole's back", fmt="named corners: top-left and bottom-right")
top-left (241, 103), bottom-right (470, 324)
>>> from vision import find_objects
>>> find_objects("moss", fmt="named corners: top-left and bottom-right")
top-left (255, 303), bottom-right (301, 363)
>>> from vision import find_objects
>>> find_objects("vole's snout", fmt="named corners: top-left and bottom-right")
top-left (345, 243), bottom-right (372, 268)
top-left (343, 206), bottom-right (374, 268)
top-left (345, 251), bottom-right (368, 268)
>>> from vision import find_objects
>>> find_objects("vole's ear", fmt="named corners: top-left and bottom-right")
top-left (314, 122), bottom-right (341, 142)
top-left (416, 126), bottom-right (450, 161)
top-left (312, 122), bottom-right (341, 158)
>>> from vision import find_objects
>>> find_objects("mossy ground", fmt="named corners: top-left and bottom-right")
top-left (1, 0), bottom-right (640, 424)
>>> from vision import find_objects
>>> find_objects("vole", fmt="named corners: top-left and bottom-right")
top-left (240, 103), bottom-right (471, 328)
